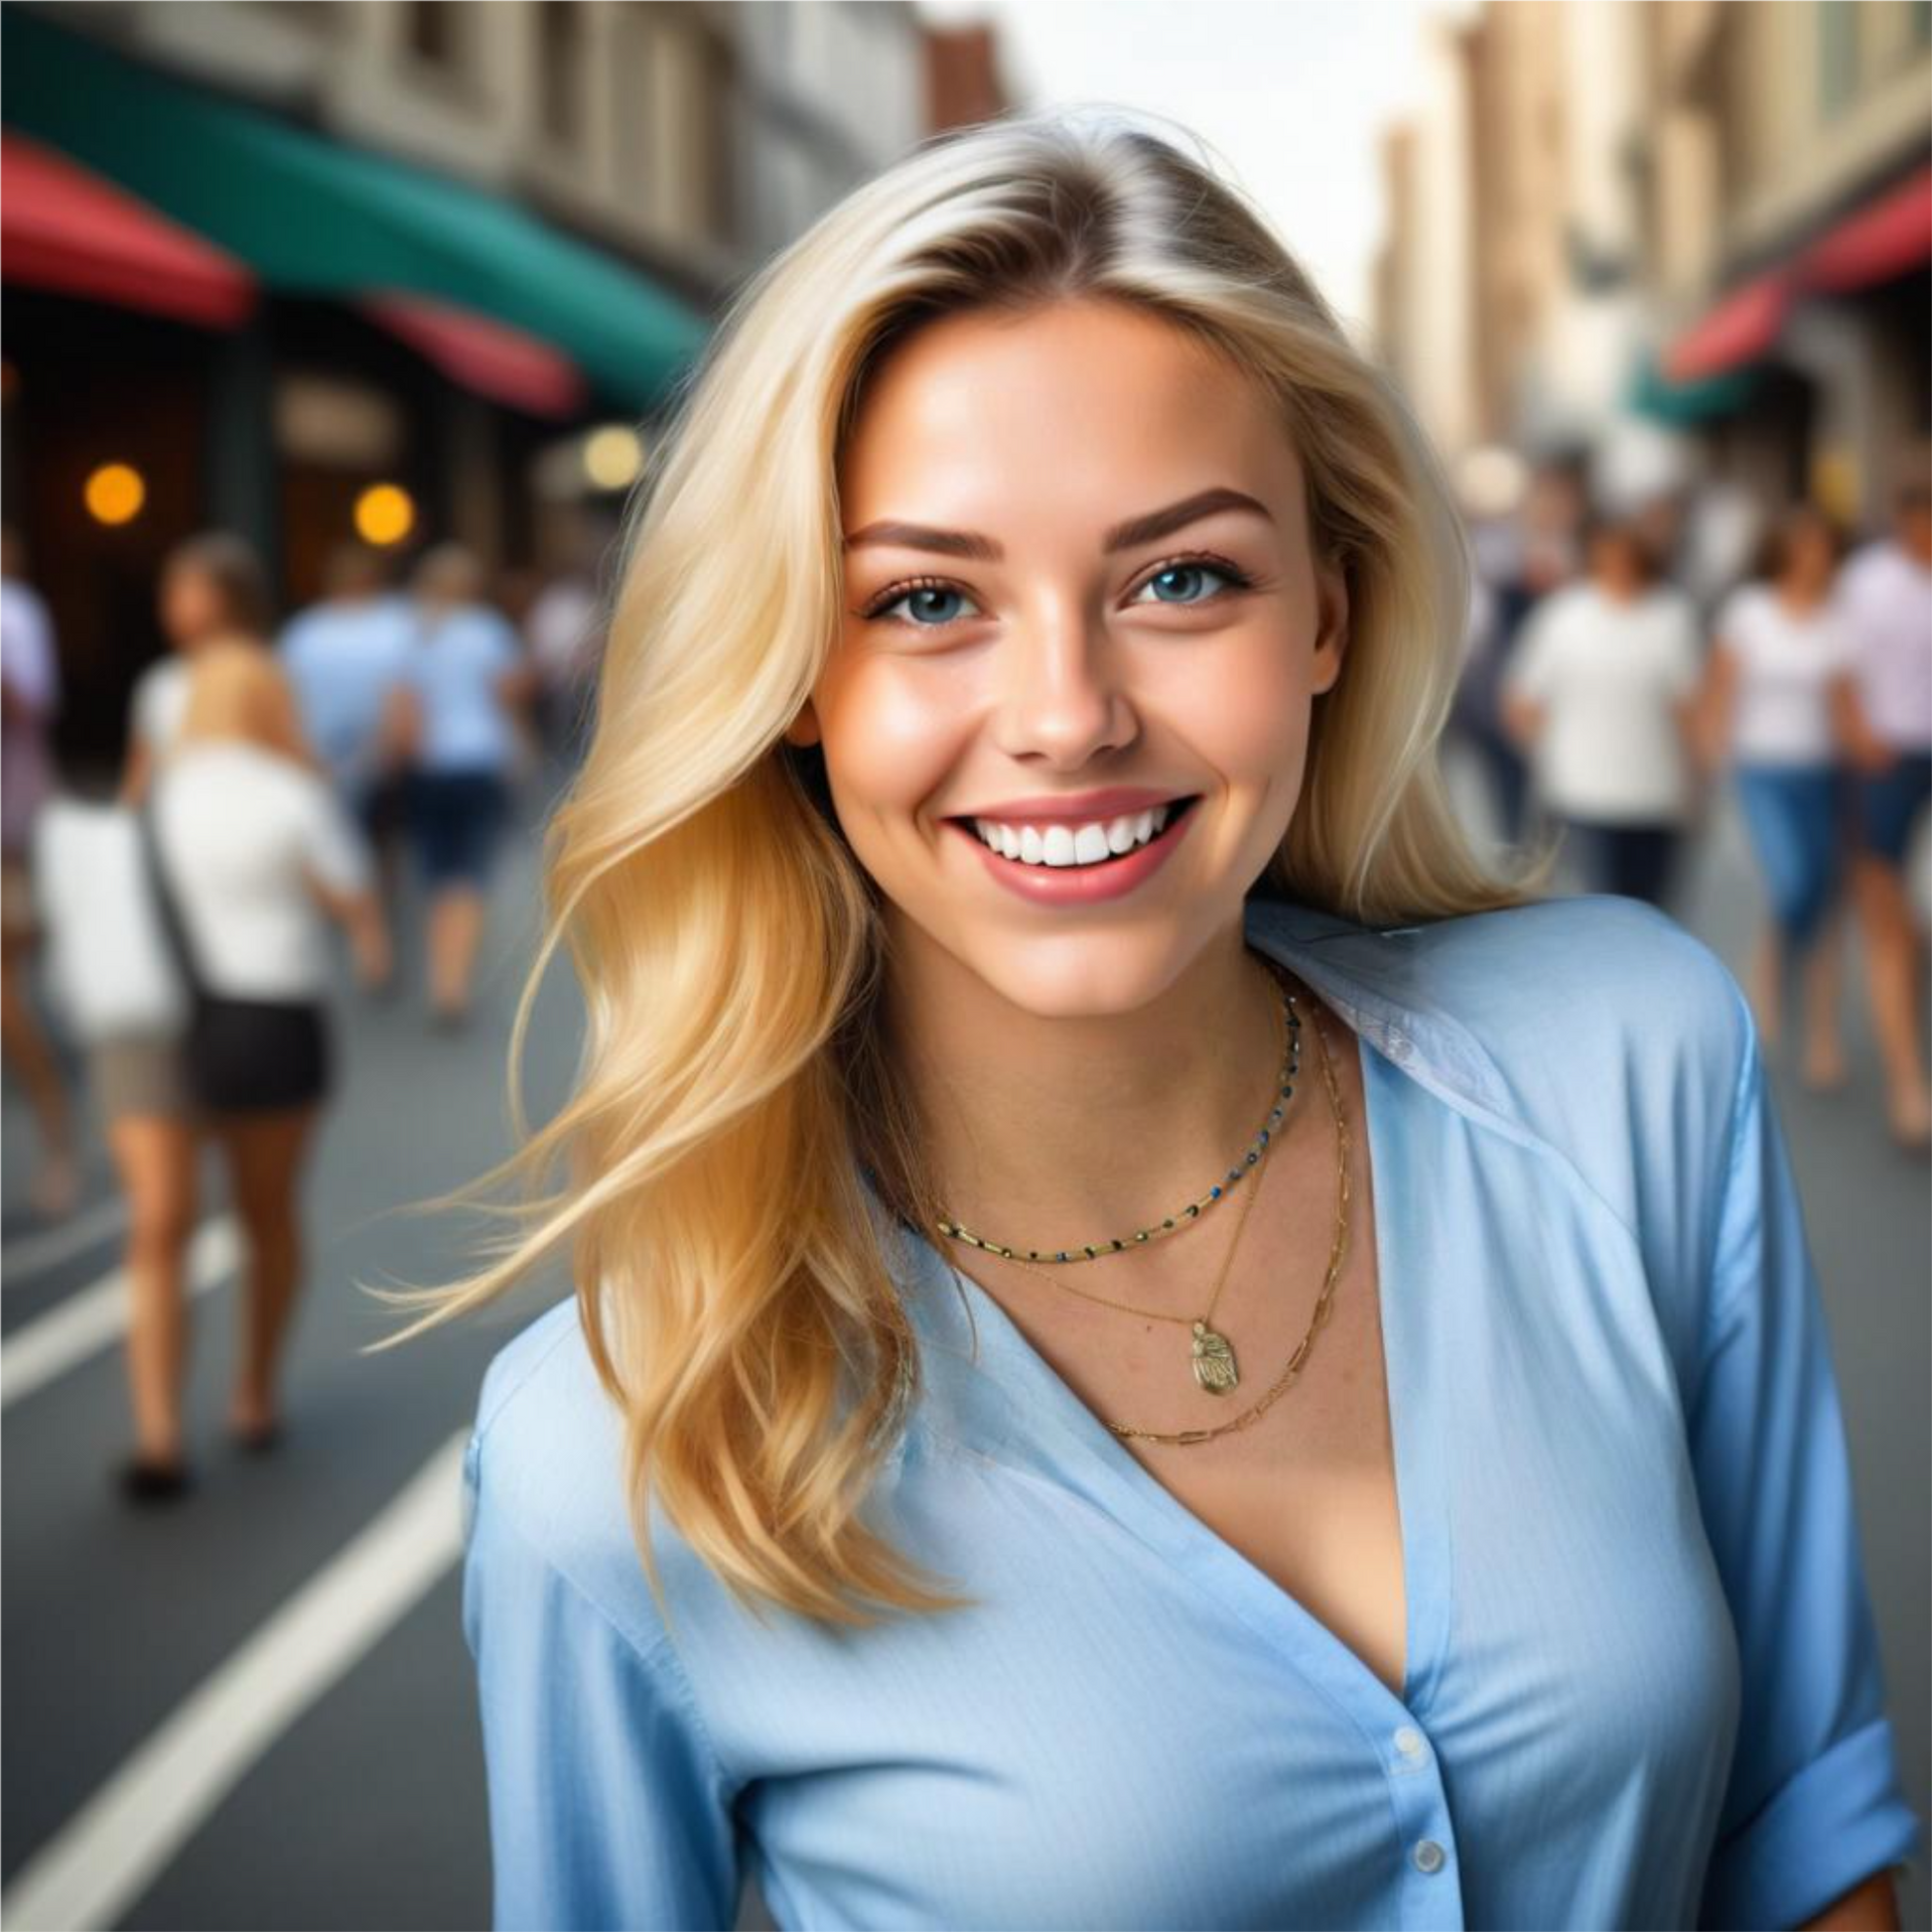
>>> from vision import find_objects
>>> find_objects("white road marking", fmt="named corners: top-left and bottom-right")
top-left (0, 1215), bottom-right (241, 1411)
top-left (1, 1195), bottom-right (127, 1282)
top-left (0, 1430), bottom-right (471, 1932)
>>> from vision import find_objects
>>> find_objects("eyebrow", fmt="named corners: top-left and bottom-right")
top-left (841, 486), bottom-right (1274, 560)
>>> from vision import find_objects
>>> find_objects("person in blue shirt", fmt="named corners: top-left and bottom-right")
top-left (399, 107), bottom-right (1923, 1930)
top-left (393, 543), bottom-right (537, 1031)
top-left (277, 542), bottom-right (418, 961)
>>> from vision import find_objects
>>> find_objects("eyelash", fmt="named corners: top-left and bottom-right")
top-left (857, 550), bottom-right (1258, 628)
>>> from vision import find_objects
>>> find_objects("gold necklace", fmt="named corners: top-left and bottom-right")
top-left (944, 1007), bottom-right (1351, 1449)
top-left (934, 952), bottom-right (1302, 1262)
top-left (974, 1128), bottom-right (1276, 1395)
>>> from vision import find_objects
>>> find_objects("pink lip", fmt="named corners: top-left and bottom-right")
top-left (947, 785), bottom-right (1191, 824)
top-left (949, 797), bottom-right (1198, 905)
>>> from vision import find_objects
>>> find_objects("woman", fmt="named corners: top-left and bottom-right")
top-left (394, 543), bottom-right (537, 1030)
top-left (119, 531), bottom-right (310, 803)
top-left (1499, 512), bottom-right (1707, 909)
top-left (124, 644), bottom-right (389, 1497)
top-left (1696, 504), bottom-right (1860, 1093)
top-left (388, 112), bottom-right (1918, 1927)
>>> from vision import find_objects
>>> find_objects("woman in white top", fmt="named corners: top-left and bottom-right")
top-left (119, 531), bottom-right (311, 805)
top-left (1695, 505), bottom-right (1861, 1094)
top-left (1499, 514), bottom-right (1707, 908)
top-left (115, 644), bottom-right (388, 1501)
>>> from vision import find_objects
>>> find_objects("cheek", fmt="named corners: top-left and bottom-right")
top-left (815, 656), bottom-right (971, 832)
top-left (1162, 629), bottom-right (1309, 787)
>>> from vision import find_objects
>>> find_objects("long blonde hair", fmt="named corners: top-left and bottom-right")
top-left (372, 106), bottom-right (1557, 1636)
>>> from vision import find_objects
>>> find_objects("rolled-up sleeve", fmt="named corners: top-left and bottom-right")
top-left (462, 1429), bottom-right (743, 1932)
top-left (1690, 992), bottom-right (1924, 1929)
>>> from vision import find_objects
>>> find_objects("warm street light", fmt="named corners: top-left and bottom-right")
top-left (82, 461), bottom-right (145, 525)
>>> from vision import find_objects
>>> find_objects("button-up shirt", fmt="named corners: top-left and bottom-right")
top-left (462, 890), bottom-right (1924, 1929)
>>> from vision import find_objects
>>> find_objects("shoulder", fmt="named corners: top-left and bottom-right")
top-left (465, 1298), bottom-right (681, 1657)
top-left (1715, 581), bottom-right (1768, 636)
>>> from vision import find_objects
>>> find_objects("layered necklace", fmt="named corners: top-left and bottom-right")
top-left (932, 952), bottom-right (1353, 1449)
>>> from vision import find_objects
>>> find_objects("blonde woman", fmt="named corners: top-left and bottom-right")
top-left (390, 112), bottom-right (1919, 1929)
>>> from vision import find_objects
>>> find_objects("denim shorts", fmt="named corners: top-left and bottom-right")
top-left (1853, 750), bottom-right (1932, 868)
top-left (406, 768), bottom-right (507, 889)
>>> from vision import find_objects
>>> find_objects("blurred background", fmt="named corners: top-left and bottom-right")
top-left (0, 3), bottom-right (1926, 1927)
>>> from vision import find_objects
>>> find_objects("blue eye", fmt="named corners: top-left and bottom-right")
top-left (1132, 561), bottom-right (1241, 605)
top-left (866, 582), bottom-right (982, 627)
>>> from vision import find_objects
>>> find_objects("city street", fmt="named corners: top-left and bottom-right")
top-left (2, 758), bottom-right (1927, 1932)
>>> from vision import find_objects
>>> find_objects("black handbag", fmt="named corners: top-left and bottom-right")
top-left (135, 800), bottom-right (330, 1114)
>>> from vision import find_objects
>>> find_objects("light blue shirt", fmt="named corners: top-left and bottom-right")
top-left (404, 605), bottom-right (523, 774)
top-left (277, 594), bottom-right (416, 796)
top-left (461, 892), bottom-right (1923, 1930)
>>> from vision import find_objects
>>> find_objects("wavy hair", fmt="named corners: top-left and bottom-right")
top-left (371, 105), bottom-right (1558, 1636)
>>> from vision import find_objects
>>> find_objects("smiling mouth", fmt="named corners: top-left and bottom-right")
top-left (949, 795), bottom-right (1202, 870)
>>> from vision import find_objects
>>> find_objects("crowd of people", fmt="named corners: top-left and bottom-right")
top-left (1454, 461), bottom-right (1932, 1154)
top-left (0, 522), bottom-right (606, 1500)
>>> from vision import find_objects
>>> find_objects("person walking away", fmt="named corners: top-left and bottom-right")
top-left (395, 544), bottom-right (538, 1030)
top-left (124, 644), bottom-right (390, 1497)
top-left (31, 758), bottom-right (201, 1496)
top-left (1, 524), bottom-right (80, 1219)
top-left (1693, 504), bottom-right (1859, 1092)
top-left (277, 542), bottom-right (416, 968)
top-left (1834, 472), bottom-right (1932, 1151)
top-left (1499, 514), bottom-right (1704, 908)
top-left (120, 532), bottom-right (312, 804)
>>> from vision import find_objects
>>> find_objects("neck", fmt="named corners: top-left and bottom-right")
top-left (883, 910), bottom-right (1286, 1248)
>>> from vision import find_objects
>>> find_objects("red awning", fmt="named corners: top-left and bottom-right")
top-left (1661, 272), bottom-right (1790, 384)
top-left (1797, 164), bottom-right (1932, 294)
top-left (359, 291), bottom-right (589, 419)
top-left (0, 128), bottom-right (255, 327)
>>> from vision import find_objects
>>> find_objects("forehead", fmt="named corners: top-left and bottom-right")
top-left (839, 299), bottom-right (1307, 526)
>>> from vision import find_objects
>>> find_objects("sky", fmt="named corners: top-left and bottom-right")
top-left (915, 0), bottom-right (1470, 338)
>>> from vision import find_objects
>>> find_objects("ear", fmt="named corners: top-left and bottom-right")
top-left (1310, 553), bottom-right (1349, 697)
top-left (782, 697), bottom-right (822, 750)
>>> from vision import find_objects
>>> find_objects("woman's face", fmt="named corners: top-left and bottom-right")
top-left (1782, 519), bottom-right (1836, 591)
top-left (787, 298), bottom-right (1348, 1020)
top-left (158, 564), bottom-right (227, 650)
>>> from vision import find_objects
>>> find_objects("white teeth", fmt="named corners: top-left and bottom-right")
top-left (969, 800), bottom-right (1188, 868)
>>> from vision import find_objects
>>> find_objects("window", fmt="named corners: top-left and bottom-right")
top-left (1818, 1), bottom-right (1862, 120)
top-left (540, 1), bottom-right (583, 147)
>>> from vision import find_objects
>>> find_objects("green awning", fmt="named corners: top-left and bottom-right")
top-left (1, 5), bottom-right (708, 412)
top-left (1625, 347), bottom-right (1758, 426)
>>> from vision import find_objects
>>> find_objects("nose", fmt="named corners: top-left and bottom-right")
top-left (989, 598), bottom-right (1137, 769)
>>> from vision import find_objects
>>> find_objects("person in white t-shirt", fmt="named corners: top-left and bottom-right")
top-left (1835, 473), bottom-right (1932, 1151)
top-left (1697, 504), bottom-right (1861, 1093)
top-left (109, 643), bottom-right (391, 1502)
top-left (120, 531), bottom-right (313, 806)
top-left (1499, 514), bottom-right (1706, 909)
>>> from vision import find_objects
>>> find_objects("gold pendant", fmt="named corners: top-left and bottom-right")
top-left (1191, 1320), bottom-right (1239, 1394)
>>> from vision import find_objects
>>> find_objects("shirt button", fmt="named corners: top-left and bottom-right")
top-left (1412, 1839), bottom-right (1447, 1874)
top-left (1393, 1725), bottom-right (1427, 1758)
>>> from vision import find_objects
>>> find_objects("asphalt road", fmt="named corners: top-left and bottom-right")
top-left (1, 747), bottom-right (1925, 1931)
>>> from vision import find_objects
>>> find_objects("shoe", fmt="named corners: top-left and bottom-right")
top-left (117, 1455), bottom-right (193, 1505)
top-left (431, 1003), bottom-right (470, 1035)
top-left (28, 1153), bottom-right (82, 1222)
top-left (229, 1418), bottom-right (284, 1456)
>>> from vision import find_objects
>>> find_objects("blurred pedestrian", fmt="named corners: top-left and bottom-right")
top-left (395, 543), bottom-right (538, 1030)
top-left (105, 643), bottom-right (390, 1500)
top-left (1695, 505), bottom-right (1859, 1091)
top-left (1835, 471), bottom-right (1932, 1152)
top-left (1500, 513), bottom-right (1704, 908)
top-left (278, 542), bottom-right (417, 961)
top-left (1, 524), bottom-right (81, 1220)
top-left (523, 515), bottom-right (611, 775)
top-left (1455, 461), bottom-right (1585, 849)
top-left (121, 531), bottom-right (312, 803)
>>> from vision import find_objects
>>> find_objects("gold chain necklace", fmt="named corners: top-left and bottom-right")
top-left (980, 1128), bottom-right (1276, 1395)
top-left (942, 1006), bottom-right (1350, 1449)
top-left (934, 952), bottom-right (1302, 1262)
top-left (1114, 1009), bottom-right (1350, 1446)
